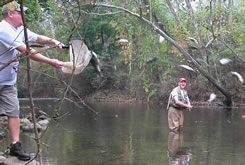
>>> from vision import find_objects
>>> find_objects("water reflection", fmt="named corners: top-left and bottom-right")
top-left (168, 131), bottom-right (192, 165)
top-left (2, 100), bottom-right (245, 165)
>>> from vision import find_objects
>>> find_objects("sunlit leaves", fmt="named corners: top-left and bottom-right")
top-left (15, 0), bottom-right (56, 23)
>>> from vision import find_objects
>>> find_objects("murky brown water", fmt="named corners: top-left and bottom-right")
top-left (1, 100), bottom-right (245, 165)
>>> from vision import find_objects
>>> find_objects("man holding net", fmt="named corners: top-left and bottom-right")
top-left (0, 1), bottom-right (64, 161)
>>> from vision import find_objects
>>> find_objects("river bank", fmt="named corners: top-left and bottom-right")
top-left (87, 97), bottom-right (245, 109)
top-left (86, 90), bottom-right (245, 108)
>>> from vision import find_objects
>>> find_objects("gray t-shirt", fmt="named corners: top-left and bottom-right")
top-left (0, 20), bottom-right (38, 85)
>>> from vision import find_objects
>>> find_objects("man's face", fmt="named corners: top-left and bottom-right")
top-left (178, 81), bottom-right (186, 89)
top-left (10, 11), bottom-right (23, 27)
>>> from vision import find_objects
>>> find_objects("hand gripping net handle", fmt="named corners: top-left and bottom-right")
top-left (61, 40), bottom-right (92, 75)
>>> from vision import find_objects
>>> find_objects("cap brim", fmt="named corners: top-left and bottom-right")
top-left (16, 6), bottom-right (28, 12)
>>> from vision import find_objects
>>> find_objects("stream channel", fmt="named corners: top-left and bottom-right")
top-left (1, 99), bottom-right (245, 165)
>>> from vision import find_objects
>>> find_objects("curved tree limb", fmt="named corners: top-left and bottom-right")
top-left (90, 3), bottom-right (232, 106)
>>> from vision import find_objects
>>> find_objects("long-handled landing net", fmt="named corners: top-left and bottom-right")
top-left (61, 39), bottom-right (102, 76)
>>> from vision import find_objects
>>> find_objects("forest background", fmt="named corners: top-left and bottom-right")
top-left (0, 0), bottom-right (245, 106)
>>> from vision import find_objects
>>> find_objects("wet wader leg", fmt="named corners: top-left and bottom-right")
top-left (179, 110), bottom-right (184, 131)
top-left (168, 107), bottom-right (181, 131)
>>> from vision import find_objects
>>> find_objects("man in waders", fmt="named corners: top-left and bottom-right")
top-left (167, 78), bottom-right (192, 132)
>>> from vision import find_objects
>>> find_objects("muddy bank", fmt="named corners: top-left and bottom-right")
top-left (86, 90), bottom-right (245, 109)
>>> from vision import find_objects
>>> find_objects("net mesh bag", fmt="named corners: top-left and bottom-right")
top-left (62, 40), bottom-right (92, 75)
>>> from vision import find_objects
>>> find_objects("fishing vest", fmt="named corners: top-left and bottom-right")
top-left (170, 87), bottom-right (189, 110)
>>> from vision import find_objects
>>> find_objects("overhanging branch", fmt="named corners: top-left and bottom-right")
top-left (89, 3), bottom-right (232, 106)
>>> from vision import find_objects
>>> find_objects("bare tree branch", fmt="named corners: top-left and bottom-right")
top-left (184, 0), bottom-right (209, 63)
top-left (217, 37), bottom-right (245, 63)
top-left (90, 3), bottom-right (232, 106)
top-left (80, 10), bottom-right (122, 16)
top-left (18, 66), bottom-right (98, 114)
top-left (165, 0), bottom-right (182, 26)
top-left (206, 0), bottom-right (216, 48)
top-left (0, 45), bottom-right (56, 72)
top-left (20, 0), bottom-right (42, 164)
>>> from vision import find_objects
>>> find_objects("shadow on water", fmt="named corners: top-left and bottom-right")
top-left (1, 100), bottom-right (245, 165)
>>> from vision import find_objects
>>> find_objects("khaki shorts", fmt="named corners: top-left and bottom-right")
top-left (0, 85), bottom-right (19, 117)
top-left (168, 106), bottom-right (184, 131)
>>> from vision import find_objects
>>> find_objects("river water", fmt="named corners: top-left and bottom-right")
top-left (1, 100), bottom-right (245, 165)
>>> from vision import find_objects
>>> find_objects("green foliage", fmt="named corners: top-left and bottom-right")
top-left (65, 8), bottom-right (122, 63)
top-left (230, 6), bottom-right (245, 46)
top-left (147, 88), bottom-right (157, 102)
top-left (15, 0), bottom-right (57, 23)
top-left (12, 0), bottom-right (245, 100)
